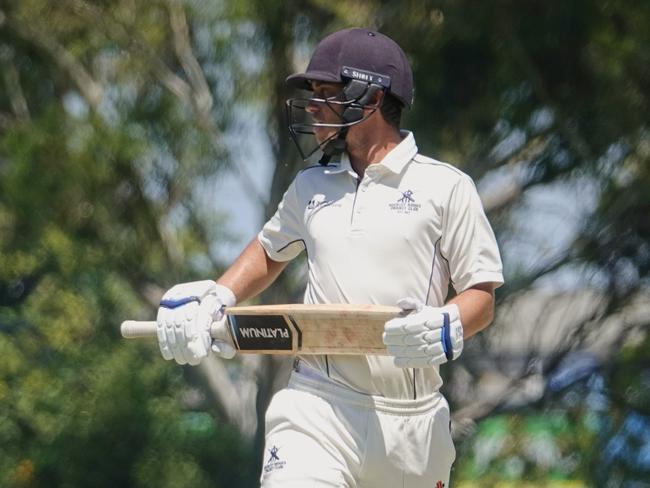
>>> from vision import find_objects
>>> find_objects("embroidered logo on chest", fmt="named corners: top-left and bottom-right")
top-left (389, 189), bottom-right (422, 214)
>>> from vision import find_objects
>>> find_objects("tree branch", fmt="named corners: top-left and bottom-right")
top-left (0, 45), bottom-right (30, 121)
top-left (63, 0), bottom-right (267, 206)
top-left (7, 17), bottom-right (104, 111)
top-left (168, 0), bottom-right (213, 116)
top-left (0, 111), bottom-right (13, 131)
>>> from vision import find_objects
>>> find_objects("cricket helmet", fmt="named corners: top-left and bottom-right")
top-left (285, 28), bottom-right (414, 164)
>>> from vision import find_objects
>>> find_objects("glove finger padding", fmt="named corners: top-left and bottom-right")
top-left (383, 327), bottom-right (441, 346)
top-left (156, 314), bottom-right (174, 361)
top-left (383, 301), bottom-right (464, 369)
top-left (156, 281), bottom-right (236, 365)
top-left (157, 282), bottom-right (205, 365)
top-left (186, 293), bottom-right (220, 362)
top-left (383, 318), bottom-right (431, 341)
top-left (383, 309), bottom-right (445, 344)
top-left (161, 299), bottom-right (198, 365)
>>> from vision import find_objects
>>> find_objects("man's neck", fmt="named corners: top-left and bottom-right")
top-left (348, 128), bottom-right (403, 178)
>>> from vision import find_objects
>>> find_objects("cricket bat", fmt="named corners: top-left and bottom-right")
top-left (121, 304), bottom-right (403, 355)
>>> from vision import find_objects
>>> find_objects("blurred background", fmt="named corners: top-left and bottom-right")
top-left (1, 0), bottom-right (649, 486)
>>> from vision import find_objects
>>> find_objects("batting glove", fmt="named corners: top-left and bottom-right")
top-left (383, 298), bottom-right (463, 368)
top-left (157, 280), bottom-right (237, 365)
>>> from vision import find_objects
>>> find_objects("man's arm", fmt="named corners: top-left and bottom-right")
top-left (217, 237), bottom-right (288, 303)
top-left (447, 282), bottom-right (496, 339)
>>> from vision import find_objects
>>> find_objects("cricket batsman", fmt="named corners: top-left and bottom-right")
top-left (156, 28), bottom-right (504, 486)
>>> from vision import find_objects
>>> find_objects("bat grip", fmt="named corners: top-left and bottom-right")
top-left (120, 319), bottom-right (230, 343)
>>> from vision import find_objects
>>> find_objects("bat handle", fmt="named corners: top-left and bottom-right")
top-left (120, 319), bottom-right (230, 343)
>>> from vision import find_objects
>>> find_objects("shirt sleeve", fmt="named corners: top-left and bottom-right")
top-left (440, 174), bottom-right (504, 292)
top-left (258, 177), bottom-right (306, 262)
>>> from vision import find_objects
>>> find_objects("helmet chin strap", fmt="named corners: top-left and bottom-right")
top-left (318, 127), bottom-right (348, 166)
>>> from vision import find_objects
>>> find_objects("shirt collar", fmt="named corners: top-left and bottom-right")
top-left (379, 131), bottom-right (418, 174)
top-left (322, 130), bottom-right (418, 177)
top-left (323, 153), bottom-right (356, 177)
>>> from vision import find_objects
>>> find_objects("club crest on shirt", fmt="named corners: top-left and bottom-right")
top-left (264, 445), bottom-right (286, 473)
top-left (389, 189), bottom-right (421, 214)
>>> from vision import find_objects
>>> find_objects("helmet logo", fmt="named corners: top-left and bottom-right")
top-left (351, 70), bottom-right (371, 81)
top-left (341, 67), bottom-right (391, 88)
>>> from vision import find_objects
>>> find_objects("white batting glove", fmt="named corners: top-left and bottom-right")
top-left (383, 298), bottom-right (463, 368)
top-left (156, 280), bottom-right (237, 365)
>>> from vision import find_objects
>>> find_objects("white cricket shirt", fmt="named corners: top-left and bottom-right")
top-left (259, 132), bottom-right (503, 400)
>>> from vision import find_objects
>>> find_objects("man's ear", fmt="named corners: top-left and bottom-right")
top-left (370, 88), bottom-right (385, 107)
top-left (358, 84), bottom-right (385, 107)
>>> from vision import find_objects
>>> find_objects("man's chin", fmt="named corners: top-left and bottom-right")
top-left (314, 128), bottom-right (338, 144)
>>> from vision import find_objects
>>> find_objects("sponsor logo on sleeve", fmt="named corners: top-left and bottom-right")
top-left (307, 194), bottom-right (334, 211)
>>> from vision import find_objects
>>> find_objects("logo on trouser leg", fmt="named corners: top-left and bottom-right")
top-left (264, 445), bottom-right (286, 473)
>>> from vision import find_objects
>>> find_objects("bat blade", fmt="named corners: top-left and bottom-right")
top-left (226, 304), bottom-right (401, 355)
top-left (121, 303), bottom-right (402, 355)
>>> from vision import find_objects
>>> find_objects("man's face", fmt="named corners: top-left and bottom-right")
top-left (306, 81), bottom-right (345, 143)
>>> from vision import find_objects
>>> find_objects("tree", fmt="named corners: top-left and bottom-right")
top-left (0, 1), bottom-right (259, 485)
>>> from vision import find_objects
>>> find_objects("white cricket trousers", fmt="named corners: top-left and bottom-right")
top-left (260, 364), bottom-right (455, 487)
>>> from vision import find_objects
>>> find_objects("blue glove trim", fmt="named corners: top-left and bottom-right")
top-left (441, 312), bottom-right (453, 361)
top-left (160, 296), bottom-right (200, 309)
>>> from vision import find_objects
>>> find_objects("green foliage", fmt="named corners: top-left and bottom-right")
top-left (455, 408), bottom-right (598, 484)
top-left (0, 104), bottom-right (256, 485)
top-left (0, 2), bottom-right (256, 485)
